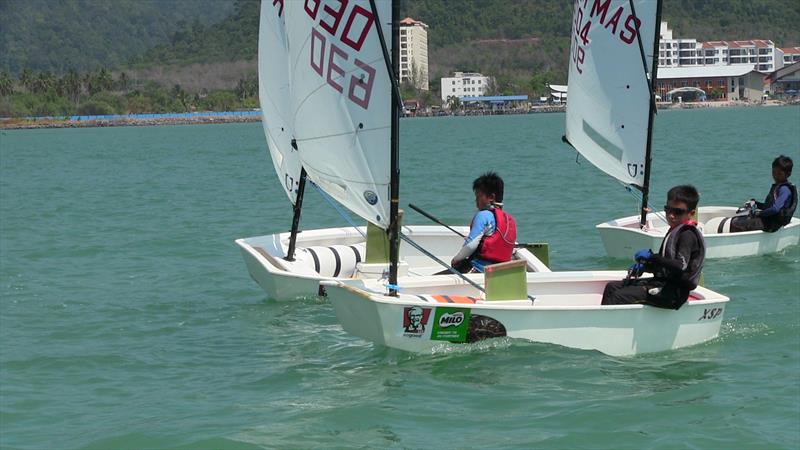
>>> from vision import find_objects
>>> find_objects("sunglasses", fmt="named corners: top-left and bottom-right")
top-left (664, 205), bottom-right (689, 216)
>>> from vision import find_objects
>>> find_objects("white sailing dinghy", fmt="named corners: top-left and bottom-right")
top-left (324, 0), bottom-right (729, 356)
top-left (236, 0), bottom-right (549, 299)
top-left (562, 2), bottom-right (799, 259)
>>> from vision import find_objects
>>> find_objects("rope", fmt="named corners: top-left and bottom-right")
top-left (310, 181), bottom-right (366, 238)
top-left (623, 184), bottom-right (667, 225)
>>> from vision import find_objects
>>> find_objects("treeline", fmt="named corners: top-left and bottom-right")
top-left (3, 0), bottom-right (799, 76)
top-left (136, 0), bottom-right (800, 68)
top-left (0, 69), bottom-right (258, 118)
top-left (129, 0), bottom-right (800, 103)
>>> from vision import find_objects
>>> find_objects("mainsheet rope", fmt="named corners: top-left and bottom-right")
top-left (623, 183), bottom-right (668, 225)
top-left (309, 181), bottom-right (367, 238)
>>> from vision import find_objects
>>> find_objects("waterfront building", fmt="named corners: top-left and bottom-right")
top-left (548, 84), bottom-right (568, 104)
top-left (440, 72), bottom-right (492, 102)
top-left (782, 47), bottom-right (800, 65)
top-left (399, 17), bottom-right (429, 91)
top-left (766, 62), bottom-right (800, 97)
top-left (460, 95), bottom-right (529, 112)
top-left (657, 66), bottom-right (766, 102)
top-left (658, 22), bottom-right (701, 68)
top-left (659, 22), bottom-right (784, 73)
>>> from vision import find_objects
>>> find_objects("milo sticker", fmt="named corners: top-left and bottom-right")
top-left (431, 307), bottom-right (471, 342)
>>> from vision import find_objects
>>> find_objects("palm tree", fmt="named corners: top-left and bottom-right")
top-left (447, 95), bottom-right (462, 112)
top-left (32, 71), bottom-right (55, 94)
top-left (172, 84), bottom-right (189, 111)
top-left (19, 68), bottom-right (34, 92)
top-left (235, 78), bottom-right (247, 100)
top-left (95, 68), bottom-right (113, 92)
top-left (63, 70), bottom-right (82, 105)
top-left (0, 72), bottom-right (14, 97)
top-left (117, 71), bottom-right (129, 94)
top-left (83, 73), bottom-right (97, 96)
top-left (245, 75), bottom-right (257, 98)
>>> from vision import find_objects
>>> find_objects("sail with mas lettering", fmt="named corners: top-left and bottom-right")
top-left (285, 0), bottom-right (393, 228)
top-left (564, 0), bottom-right (658, 188)
top-left (259, 0), bottom-right (303, 204)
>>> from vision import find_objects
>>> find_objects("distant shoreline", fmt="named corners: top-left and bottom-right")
top-left (1, 100), bottom-right (794, 130)
top-left (1, 115), bottom-right (260, 130)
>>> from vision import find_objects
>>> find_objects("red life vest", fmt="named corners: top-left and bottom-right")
top-left (477, 207), bottom-right (517, 263)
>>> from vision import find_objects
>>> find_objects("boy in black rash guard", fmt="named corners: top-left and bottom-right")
top-left (602, 185), bottom-right (706, 310)
top-left (731, 155), bottom-right (796, 233)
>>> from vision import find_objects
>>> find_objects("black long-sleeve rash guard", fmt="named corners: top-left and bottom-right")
top-left (647, 228), bottom-right (701, 289)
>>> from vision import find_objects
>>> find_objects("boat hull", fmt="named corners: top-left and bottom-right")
top-left (236, 225), bottom-right (550, 300)
top-left (324, 271), bottom-right (729, 356)
top-left (598, 206), bottom-right (800, 259)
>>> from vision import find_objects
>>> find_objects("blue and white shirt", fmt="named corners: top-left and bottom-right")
top-left (452, 209), bottom-right (496, 264)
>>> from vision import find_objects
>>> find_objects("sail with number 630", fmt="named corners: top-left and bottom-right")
top-left (284, 0), bottom-right (393, 228)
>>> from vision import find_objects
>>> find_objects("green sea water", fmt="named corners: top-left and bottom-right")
top-left (1, 107), bottom-right (799, 449)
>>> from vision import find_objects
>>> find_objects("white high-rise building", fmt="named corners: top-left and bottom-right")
top-left (658, 21), bottom-right (784, 72)
top-left (658, 22), bottom-right (701, 68)
top-left (399, 17), bottom-right (429, 91)
top-left (440, 72), bottom-right (491, 101)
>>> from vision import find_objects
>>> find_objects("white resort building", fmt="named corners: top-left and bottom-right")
top-left (783, 47), bottom-right (800, 65)
top-left (399, 17), bottom-right (429, 91)
top-left (658, 22), bottom-right (785, 73)
top-left (440, 72), bottom-right (491, 102)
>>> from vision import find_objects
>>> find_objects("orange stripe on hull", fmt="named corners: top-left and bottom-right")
top-left (431, 295), bottom-right (478, 304)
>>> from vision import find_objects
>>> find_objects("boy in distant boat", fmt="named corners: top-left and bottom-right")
top-left (602, 185), bottom-right (705, 310)
top-left (446, 171), bottom-right (517, 273)
top-left (731, 155), bottom-right (797, 233)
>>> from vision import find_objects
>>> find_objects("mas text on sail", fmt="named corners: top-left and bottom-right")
top-left (571, 0), bottom-right (641, 74)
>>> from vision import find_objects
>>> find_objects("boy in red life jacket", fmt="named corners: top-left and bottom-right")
top-left (448, 171), bottom-right (517, 273)
top-left (602, 185), bottom-right (706, 310)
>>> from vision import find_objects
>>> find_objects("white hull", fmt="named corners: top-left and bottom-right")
top-left (323, 271), bottom-right (729, 356)
top-left (598, 206), bottom-right (800, 259)
top-left (236, 225), bottom-right (550, 299)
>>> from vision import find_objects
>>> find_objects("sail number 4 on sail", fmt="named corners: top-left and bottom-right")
top-left (571, 0), bottom-right (642, 74)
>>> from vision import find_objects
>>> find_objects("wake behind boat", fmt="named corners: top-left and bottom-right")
top-left (562, 0), bottom-right (799, 259)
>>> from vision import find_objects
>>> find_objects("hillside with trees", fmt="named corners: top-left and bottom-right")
top-left (0, 0), bottom-right (233, 74)
top-left (404, 0), bottom-right (800, 48)
top-left (133, 0), bottom-right (800, 99)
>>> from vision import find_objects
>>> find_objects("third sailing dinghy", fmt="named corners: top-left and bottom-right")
top-left (323, 0), bottom-right (729, 356)
top-left (236, 0), bottom-right (548, 299)
top-left (563, 0), bottom-right (799, 259)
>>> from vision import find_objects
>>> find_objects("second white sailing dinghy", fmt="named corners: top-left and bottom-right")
top-left (562, 1), bottom-right (799, 259)
top-left (324, 0), bottom-right (729, 356)
top-left (236, 0), bottom-right (548, 299)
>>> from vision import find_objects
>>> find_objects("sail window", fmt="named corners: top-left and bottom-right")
top-left (582, 120), bottom-right (625, 163)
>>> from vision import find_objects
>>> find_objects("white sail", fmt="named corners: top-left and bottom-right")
top-left (565, 0), bottom-right (658, 187)
top-left (285, 0), bottom-right (393, 227)
top-left (259, 0), bottom-right (303, 204)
